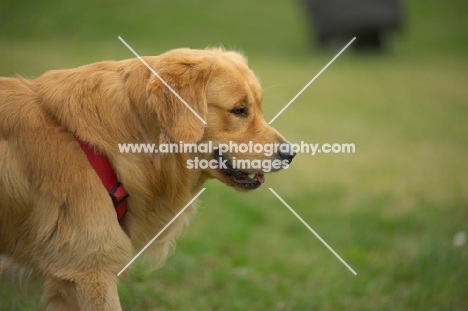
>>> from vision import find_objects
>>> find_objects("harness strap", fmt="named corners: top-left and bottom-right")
top-left (75, 136), bottom-right (128, 226)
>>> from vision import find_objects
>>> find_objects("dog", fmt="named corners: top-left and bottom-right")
top-left (0, 47), bottom-right (295, 310)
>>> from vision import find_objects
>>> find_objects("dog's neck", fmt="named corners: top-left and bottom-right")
top-left (35, 58), bottom-right (206, 208)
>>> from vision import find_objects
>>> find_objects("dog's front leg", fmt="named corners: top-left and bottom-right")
top-left (43, 272), bottom-right (122, 311)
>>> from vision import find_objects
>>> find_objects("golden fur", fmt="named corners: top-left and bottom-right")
top-left (0, 48), bottom-right (290, 310)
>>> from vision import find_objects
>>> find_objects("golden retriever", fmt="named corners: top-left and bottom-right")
top-left (0, 48), bottom-right (295, 310)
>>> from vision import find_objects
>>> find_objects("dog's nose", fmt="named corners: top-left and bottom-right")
top-left (278, 143), bottom-right (296, 163)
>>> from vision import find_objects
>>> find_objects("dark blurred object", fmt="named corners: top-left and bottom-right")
top-left (302, 0), bottom-right (404, 51)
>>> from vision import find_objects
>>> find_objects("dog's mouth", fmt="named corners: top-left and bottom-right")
top-left (214, 149), bottom-right (265, 190)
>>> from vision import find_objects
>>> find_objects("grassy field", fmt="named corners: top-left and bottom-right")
top-left (1, 0), bottom-right (467, 310)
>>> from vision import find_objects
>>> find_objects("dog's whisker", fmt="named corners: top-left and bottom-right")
top-left (262, 84), bottom-right (283, 92)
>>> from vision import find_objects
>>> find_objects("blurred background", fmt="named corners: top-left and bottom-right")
top-left (0, 0), bottom-right (467, 310)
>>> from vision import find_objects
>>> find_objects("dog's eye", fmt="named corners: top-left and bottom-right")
top-left (230, 107), bottom-right (248, 117)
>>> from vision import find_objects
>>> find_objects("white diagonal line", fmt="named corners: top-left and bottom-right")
top-left (118, 36), bottom-right (207, 125)
top-left (269, 188), bottom-right (357, 275)
top-left (117, 188), bottom-right (206, 276)
top-left (268, 37), bottom-right (356, 124)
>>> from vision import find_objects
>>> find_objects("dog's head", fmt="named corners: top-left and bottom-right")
top-left (147, 48), bottom-right (295, 191)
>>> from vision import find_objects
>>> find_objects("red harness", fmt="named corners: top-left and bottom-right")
top-left (75, 136), bottom-right (128, 226)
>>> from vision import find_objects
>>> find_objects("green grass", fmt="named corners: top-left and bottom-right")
top-left (1, 0), bottom-right (468, 310)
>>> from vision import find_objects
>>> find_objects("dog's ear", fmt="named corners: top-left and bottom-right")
top-left (147, 54), bottom-right (211, 143)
